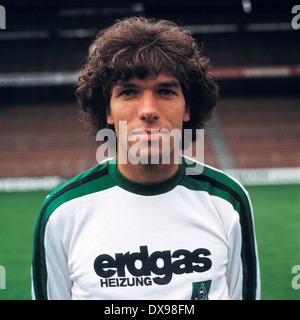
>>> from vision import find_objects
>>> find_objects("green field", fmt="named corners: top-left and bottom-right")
top-left (0, 184), bottom-right (299, 300)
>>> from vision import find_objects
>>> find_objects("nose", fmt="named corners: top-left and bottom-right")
top-left (138, 93), bottom-right (160, 121)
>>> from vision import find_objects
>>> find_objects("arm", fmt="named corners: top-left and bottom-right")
top-left (226, 197), bottom-right (260, 300)
top-left (32, 218), bottom-right (72, 300)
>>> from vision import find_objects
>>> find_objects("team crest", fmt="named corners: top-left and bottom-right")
top-left (191, 280), bottom-right (211, 300)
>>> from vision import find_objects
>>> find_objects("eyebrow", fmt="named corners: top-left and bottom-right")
top-left (114, 82), bottom-right (137, 89)
top-left (114, 79), bottom-right (181, 90)
top-left (159, 80), bottom-right (181, 88)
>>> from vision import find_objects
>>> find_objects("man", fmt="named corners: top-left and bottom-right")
top-left (32, 17), bottom-right (260, 300)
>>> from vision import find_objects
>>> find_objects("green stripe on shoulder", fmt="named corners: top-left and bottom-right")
top-left (182, 161), bottom-right (251, 213)
top-left (41, 161), bottom-right (114, 220)
top-left (202, 165), bottom-right (251, 204)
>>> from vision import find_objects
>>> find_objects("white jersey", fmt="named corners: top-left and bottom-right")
top-left (32, 157), bottom-right (260, 300)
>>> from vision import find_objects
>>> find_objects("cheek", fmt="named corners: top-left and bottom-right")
top-left (107, 102), bottom-right (124, 125)
top-left (170, 103), bottom-right (189, 126)
top-left (106, 102), bottom-right (116, 125)
top-left (183, 109), bottom-right (190, 122)
top-left (106, 112), bottom-right (114, 125)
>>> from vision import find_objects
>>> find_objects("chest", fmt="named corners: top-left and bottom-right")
top-left (54, 186), bottom-right (236, 299)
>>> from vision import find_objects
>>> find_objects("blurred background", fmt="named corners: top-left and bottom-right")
top-left (0, 0), bottom-right (299, 300)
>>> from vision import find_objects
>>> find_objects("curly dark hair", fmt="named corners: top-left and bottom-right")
top-left (76, 16), bottom-right (219, 140)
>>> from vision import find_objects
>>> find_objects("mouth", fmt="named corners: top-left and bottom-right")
top-left (129, 128), bottom-right (169, 141)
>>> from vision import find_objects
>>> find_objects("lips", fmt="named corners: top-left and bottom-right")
top-left (130, 128), bottom-right (168, 134)
top-left (129, 128), bottom-right (169, 141)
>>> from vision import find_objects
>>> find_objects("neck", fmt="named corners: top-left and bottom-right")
top-left (117, 161), bottom-right (180, 184)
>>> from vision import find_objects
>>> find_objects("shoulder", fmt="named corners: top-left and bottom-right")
top-left (37, 160), bottom-right (114, 226)
top-left (181, 156), bottom-right (252, 216)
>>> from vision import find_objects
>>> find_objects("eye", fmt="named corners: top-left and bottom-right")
top-left (120, 89), bottom-right (137, 97)
top-left (159, 89), bottom-right (176, 96)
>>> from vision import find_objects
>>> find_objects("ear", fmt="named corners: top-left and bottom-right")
top-left (183, 104), bottom-right (190, 122)
top-left (106, 107), bottom-right (114, 125)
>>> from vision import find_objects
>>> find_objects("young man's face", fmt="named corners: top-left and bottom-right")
top-left (107, 73), bottom-right (190, 165)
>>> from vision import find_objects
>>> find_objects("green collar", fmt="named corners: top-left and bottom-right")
top-left (108, 158), bottom-right (185, 196)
